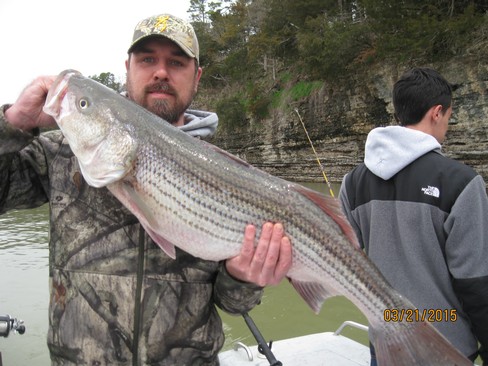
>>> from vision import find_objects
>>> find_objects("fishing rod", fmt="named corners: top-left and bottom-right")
top-left (242, 312), bottom-right (282, 366)
top-left (294, 108), bottom-right (335, 197)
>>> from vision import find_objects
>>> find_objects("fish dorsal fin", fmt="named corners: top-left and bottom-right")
top-left (294, 185), bottom-right (360, 250)
top-left (289, 279), bottom-right (341, 314)
top-left (201, 139), bottom-right (251, 167)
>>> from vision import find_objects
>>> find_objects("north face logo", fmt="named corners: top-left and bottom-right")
top-left (421, 186), bottom-right (440, 198)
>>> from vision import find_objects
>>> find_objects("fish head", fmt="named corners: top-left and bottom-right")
top-left (43, 70), bottom-right (137, 187)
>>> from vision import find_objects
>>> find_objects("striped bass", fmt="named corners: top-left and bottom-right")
top-left (43, 70), bottom-right (470, 366)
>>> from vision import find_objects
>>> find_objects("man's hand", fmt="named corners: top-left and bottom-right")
top-left (225, 222), bottom-right (292, 287)
top-left (5, 75), bottom-right (57, 131)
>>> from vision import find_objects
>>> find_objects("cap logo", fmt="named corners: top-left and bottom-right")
top-left (154, 15), bottom-right (170, 33)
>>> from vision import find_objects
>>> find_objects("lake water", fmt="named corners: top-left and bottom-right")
top-left (0, 204), bottom-right (51, 365)
top-left (0, 182), bottom-right (368, 366)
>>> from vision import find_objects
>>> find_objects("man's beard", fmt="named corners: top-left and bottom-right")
top-left (126, 78), bottom-right (194, 124)
top-left (151, 98), bottom-right (184, 124)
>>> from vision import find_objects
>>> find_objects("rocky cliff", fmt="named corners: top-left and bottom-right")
top-left (208, 59), bottom-right (488, 185)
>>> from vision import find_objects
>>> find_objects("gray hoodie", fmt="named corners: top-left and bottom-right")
top-left (340, 125), bottom-right (488, 359)
top-left (181, 109), bottom-right (218, 138)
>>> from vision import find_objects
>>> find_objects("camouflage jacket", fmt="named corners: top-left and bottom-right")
top-left (0, 105), bottom-right (263, 366)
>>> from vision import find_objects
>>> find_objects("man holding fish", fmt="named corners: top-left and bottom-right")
top-left (0, 13), bottom-right (292, 365)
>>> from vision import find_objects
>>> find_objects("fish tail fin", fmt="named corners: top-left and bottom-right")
top-left (371, 321), bottom-right (471, 366)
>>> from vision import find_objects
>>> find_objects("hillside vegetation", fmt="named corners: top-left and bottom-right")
top-left (188, 0), bottom-right (488, 130)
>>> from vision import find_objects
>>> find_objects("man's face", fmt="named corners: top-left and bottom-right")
top-left (125, 37), bottom-right (202, 126)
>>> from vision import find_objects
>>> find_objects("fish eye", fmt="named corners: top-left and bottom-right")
top-left (79, 98), bottom-right (89, 109)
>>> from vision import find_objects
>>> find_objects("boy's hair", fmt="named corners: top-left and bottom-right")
top-left (393, 67), bottom-right (452, 126)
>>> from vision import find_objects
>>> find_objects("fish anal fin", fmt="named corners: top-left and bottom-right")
top-left (289, 279), bottom-right (340, 314)
top-left (294, 185), bottom-right (361, 250)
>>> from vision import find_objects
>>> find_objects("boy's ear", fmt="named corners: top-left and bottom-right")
top-left (432, 105), bottom-right (443, 120)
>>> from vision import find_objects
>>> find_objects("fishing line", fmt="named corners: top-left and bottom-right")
top-left (294, 109), bottom-right (335, 197)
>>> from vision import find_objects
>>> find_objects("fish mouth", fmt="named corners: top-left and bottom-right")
top-left (43, 69), bottom-right (82, 118)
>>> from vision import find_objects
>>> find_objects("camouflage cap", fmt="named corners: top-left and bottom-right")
top-left (128, 14), bottom-right (199, 63)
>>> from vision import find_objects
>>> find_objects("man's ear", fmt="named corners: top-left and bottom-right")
top-left (432, 105), bottom-right (443, 121)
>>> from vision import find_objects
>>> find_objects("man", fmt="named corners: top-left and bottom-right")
top-left (339, 67), bottom-right (488, 365)
top-left (0, 14), bottom-right (292, 365)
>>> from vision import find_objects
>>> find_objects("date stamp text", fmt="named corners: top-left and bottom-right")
top-left (383, 308), bottom-right (457, 323)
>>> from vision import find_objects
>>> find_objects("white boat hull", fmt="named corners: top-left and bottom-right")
top-left (219, 321), bottom-right (370, 366)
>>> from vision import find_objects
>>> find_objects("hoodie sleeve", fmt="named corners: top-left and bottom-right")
top-left (444, 176), bottom-right (488, 279)
top-left (445, 176), bottom-right (488, 363)
top-left (452, 276), bottom-right (488, 364)
top-left (339, 173), bottom-right (365, 249)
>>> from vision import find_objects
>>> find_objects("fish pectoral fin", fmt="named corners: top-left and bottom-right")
top-left (109, 182), bottom-right (177, 259)
top-left (131, 207), bottom-right (178, 259)
top-left (289, 279), bottom-right (340, 314)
